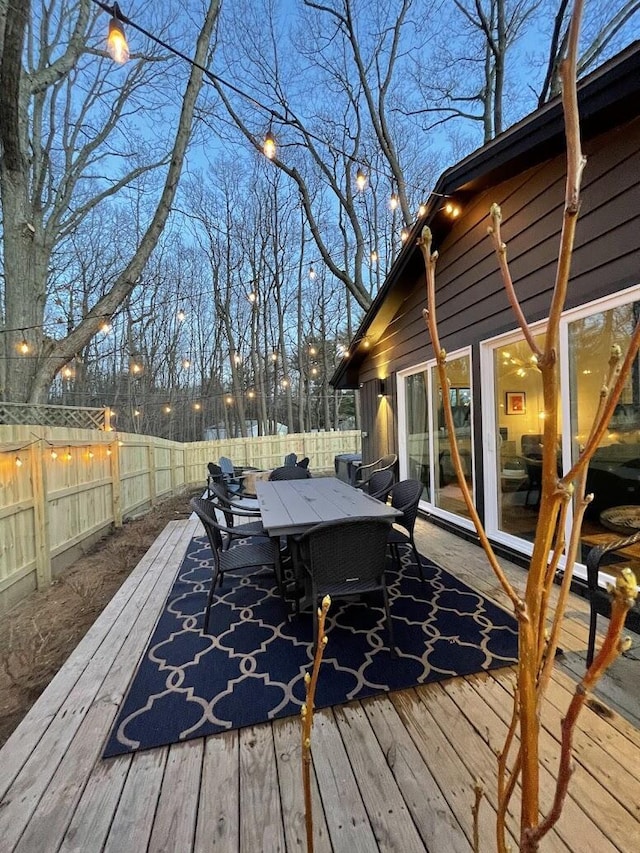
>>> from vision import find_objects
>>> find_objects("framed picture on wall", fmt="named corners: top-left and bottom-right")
top-left (505, 391), bottom-right (526, 415)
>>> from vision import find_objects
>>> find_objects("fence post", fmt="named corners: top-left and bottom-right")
top-left (31, 440), bottom-right (52, 590)
top-left (111, 440), bottom-right (123, 528)
top-left (148, 441), bottom-right (157, 506)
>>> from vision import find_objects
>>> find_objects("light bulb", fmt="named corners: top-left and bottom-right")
top-left (15, 456), bottom-right (23, 467)
top-left (193, 403), bottom-right (201, 411)
top-left (400, 227), bottom-right (409, 242)
top-left (107, 16), bottom-right (129, 64)
top-left (309, 266), bottom-right (316, 280)
top-left (50, 449), bottom-right (58, 460)
top-left (355, 168), bottom-right (367, 191)
top-left (177, 308), bottom-right (186, 322)
top-left (370, 249), bottom-right (378, 263)
top-left (263, 130), bottom-right (276, 159)
top-left (389, 193), bottom-right (399, 211)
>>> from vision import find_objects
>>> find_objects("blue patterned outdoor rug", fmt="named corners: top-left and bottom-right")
top-left (103, 536), bottom-right (518, 757)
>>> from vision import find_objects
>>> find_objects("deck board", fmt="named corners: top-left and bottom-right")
top-left (0, 513), bottom-right (638, 851)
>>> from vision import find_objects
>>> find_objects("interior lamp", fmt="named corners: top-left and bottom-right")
top-left (107, 4), bottom-right (130, 64)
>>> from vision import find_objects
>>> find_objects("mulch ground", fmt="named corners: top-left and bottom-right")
top-left (0, 488), bottom-right (201, 748)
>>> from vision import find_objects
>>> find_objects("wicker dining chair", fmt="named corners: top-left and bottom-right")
top-left (296, 516), bottom-right (395, 652)
top-left (268, 465), bottom-right (311, 481)
top-left (387, 479), bottom-right (425, 580)
top-left (190, 497), bottom-right (278, 632)
top-left (353, 453), bottom-right (398, 489)
top-left (363, 469), bottom-right (394, 502)
top-left (205, 483), bottom-right (266, 545)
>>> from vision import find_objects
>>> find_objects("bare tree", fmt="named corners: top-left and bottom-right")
top-left (419, 2), bottom-right (638, 847)
top-left (0, 0), bottom-right (221, 403)
top-left (209, 0), bottom-right (440, 313)
top-left (538, 0), bottom-right (640, 104)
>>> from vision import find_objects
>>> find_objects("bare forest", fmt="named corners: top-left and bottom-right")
top-left (1, 0), bottom-right (639, 440)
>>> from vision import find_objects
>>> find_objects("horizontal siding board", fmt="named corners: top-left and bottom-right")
top-left (361, 129), bottom-right (640, 386)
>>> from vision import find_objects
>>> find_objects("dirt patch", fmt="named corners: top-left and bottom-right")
top-left (0, 488), bottom-right (201, 748)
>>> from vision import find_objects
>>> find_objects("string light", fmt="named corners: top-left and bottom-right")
top-left (225, 395), bottom-right (233, 405)
top-left (400, 227), bottom-right (409, 242)
top-left (309, 345), bottom-right (317, 356)
top-left (444, 201), bottom-right (461, 218)
top-left (177, 307), bottom-right (186, 322)
top-left (389, 193), bottom-right (399, 211)
top-left (65, 448), bottom-right (73, 461)
top-left (271, 352), bottom-right (278, 362)
top-left (100, 320), bottom-right (112, 334)
top-left (418, 203), bottom-right (427, 216)
top-left (164, 404), bottom-right (171, 414)
top-left (355, 168), bottom-right (367, 191)
top-left (62, 364), bottom-right (74, 379)
top-left (50, 449), bottom-right (58, 460)
top-left (193, 402), bottom-right (201, 411)
top-left (182, 357), bottom-right (191, 369)
top-left (309, 266), bottom-right (316, 280)
top-left (106, 3), bottom-right (129, 63)
top-left (248, 291), bottom-right (257, 303)
top-left (15, 455), bottom-right (23, 467)
top-left (370, 249), bottom-right (378, 263)
top-left (18, 333), bottom-right (30, 355)
top-left (133, 409), bottom-right (141, 416)
top-left (263, 127), bottom-right (276, 159)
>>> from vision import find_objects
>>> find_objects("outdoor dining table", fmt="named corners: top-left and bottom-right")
top-left (255, 475), bottom-right (402, 537)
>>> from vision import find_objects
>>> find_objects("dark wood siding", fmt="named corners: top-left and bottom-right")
top-left (358, 117), bottom-right (640, 470)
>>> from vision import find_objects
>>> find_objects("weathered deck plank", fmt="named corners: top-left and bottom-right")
top-left (0, 514), bottom-right (637, 852)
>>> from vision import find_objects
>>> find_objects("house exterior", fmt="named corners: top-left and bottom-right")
top-left (331, 42), bottom-right (640, 585)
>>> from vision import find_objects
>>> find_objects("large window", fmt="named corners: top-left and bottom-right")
top-left (568, 300), bottom-right (640, 561)
top-left (400, 351), bottom-right (474, 522)
top-left (492, 333), bottom-right (551, 543)
top-left (485, 289), bottom-right (640, 576)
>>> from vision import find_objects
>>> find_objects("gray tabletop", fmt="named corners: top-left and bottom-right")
top-left (255, 476), bottom-right (401, 536)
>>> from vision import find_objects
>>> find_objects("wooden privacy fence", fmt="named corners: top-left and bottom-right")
top-left (0, 426), bottom-right (360, 613)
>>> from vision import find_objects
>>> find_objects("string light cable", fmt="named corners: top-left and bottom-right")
top-left (89, 2), bottom-right (454, 211)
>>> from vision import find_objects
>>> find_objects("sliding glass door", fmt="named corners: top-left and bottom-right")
top-left (484, 287), bottom-right (640, 576)
top-left (399, 351), bottom-right (474, 523)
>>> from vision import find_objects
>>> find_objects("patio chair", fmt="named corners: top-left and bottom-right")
top-left (206, 483), bottom-right (266, 545)
top-left (353, 453), bottom-right (397, 489)
top-left (190, 497), bottom-right (278, 632)
top-left (269, 465), bottom-right (311, 481)
top-left (365, 469), bottom-right (394, 502)
top-left (387, 479), bottom-right (425, 580)
top-left (296, 516), bottom-right (395, 652)
top-left (284, 452), bottom-right (298, 466)
top-left (219, 456), bottom-right (244, 495)
top-left (206, 462), bottom-right (224, 498)
top-left (585, 529), bottom-right (640, 666)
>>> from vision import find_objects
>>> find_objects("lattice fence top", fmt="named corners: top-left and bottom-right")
top-left (0, 402), bottom-right (107, 430)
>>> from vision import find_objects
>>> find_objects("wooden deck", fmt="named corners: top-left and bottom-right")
top-left (1, 514), bottom-right (639, 852)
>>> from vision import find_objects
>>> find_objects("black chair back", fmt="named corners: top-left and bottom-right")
top-left (300, 517), bottom-right (390, 587)
top-left (190, 498), bottom-right (224, 562)
top-left (390, 479), bottom-right (423, 536)
top-left (269, 465), bottom-right (311, 481)
top-left (297, 457), bottom-right (310, 470)
top-left (366, 469), bottom-right (394, 501)
top-left (284, 452), bottom-right (298, 466)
